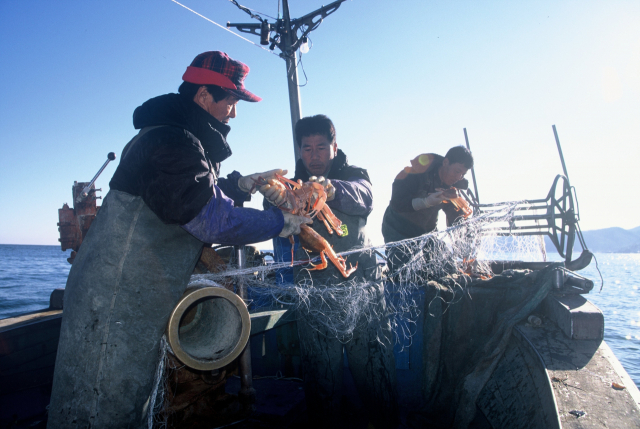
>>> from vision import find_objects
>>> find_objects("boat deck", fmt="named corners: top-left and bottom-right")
top-left (515, 320), bottom-right (640, 428)
top-left (2, 287), bottom-right (640, 428)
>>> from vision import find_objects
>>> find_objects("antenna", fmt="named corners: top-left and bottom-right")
top-left (552, 125), bottom-right (570, 180)
top-left (463, 128), bottom-right (480, 204)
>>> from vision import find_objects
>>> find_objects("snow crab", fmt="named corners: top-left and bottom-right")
top-left (255, 174), bottom-right (357, 278)
top-left (459, 258), bottom-right (492, 280)
top-left (440, 187), bottom-right (473, 218)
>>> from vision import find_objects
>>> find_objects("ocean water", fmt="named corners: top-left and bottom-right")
top-left (572, 253), bottom-right (640, 388)
top-left (0, 245), bottom-right (73, 318)
top-left (0, 244), bottom-right (638, 387)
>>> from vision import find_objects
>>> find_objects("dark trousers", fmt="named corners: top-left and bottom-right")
top-left (296, 284), bottom-right (399, 429)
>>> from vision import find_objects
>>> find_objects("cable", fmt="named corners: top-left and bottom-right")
top-left (296, 52), bottom-right (309, 87)
top-left (296, 27), bottom-right (311, 87)
top-left (170, 0), bottom-right (280, 57)
top-left (593, 253), bottom-right (605, 292)
top-left (228, 0), bottom-right (277, 22)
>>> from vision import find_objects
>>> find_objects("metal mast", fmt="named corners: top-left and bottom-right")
top-left (281, 0), bottom-right (302, 160)
top-left (227, 0), bottom-right (346, 162)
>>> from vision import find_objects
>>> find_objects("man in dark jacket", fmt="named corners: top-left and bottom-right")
top-left (381, 146), bottom-right (474, 271)
top-left (263, 115), bottom-right (398, 429)
top-left (48, 51), bottom-right (310, 428)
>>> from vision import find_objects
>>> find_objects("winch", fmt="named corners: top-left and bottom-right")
top-left (459, 125), bottom-right (594, 273)
top-left (57, 152), bottom-right (115, 263)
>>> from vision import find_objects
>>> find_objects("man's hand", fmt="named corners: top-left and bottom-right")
top-left (412, 191), bottom-right (446, 211)
top-left (412, 188), bottom-right (460, 210)
top-left (309, 176), bottom-right (335, 201)
top-left (260, 178), bottom-right (288, 207)
top-left (439, 187), bottom-right (459, 199)
top-left (238, 169), bottom-right (287, 194)
top-left (279, 213), bottom-right (313, 237)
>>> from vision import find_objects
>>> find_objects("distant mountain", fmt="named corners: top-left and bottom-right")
top-left (617, 241), bottom-right (640, 253)
top-left (628, 226), bottom-right (640, 236)
top-left (544, 226), bottom-right (640, 254)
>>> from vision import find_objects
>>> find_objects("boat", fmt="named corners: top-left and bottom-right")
top-left (1, 154), bottom-right (639, 428)
top-left (1, 3), bottom-right (639, 427)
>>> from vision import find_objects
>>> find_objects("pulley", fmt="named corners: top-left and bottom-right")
top-left (476, 174), bottom-right (591, 269)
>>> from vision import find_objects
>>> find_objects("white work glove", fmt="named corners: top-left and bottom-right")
top-left (259, 178), bottom-right (288, 207)
top-left (279, 212), bottom-right (312, 237)
top-left (308, 176), bottom-right (335, 201)
top-left (237, 169), bottom-right (287, 194)
top-left (412, 191), bottom-right (446, 211)
top-left (412, 188), bottom-right (459, 210)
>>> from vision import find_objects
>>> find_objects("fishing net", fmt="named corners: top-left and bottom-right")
top-left (148, 335), bottom-right (243, 429)
top-left (187, 201), bottom-right (545, 345)
top-left (148, 202), bottom-right (555, 428)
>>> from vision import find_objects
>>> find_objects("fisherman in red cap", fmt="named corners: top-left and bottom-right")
top-left (48, 51), bottom-right (310, 428)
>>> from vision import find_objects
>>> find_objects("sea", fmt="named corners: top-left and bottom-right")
top-left (0, 244), bottom-right (638, 388)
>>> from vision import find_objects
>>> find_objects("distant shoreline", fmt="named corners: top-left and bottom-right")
top-left (543, 226), bottom-right (640, 254)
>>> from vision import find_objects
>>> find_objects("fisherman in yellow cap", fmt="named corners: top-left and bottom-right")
top-left (381, 146), bottom-right (474, 272)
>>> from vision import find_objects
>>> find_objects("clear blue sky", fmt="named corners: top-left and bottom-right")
top-left (1, 0), bottom-right (639, 247)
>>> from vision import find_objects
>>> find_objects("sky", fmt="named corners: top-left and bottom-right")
top-left (1, 0), bottom-right (639, 248)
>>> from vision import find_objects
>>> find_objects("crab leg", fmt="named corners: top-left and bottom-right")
top-left (271, 173), bottom-right (299, 188)
top-left (299, 224), bottom-right (357, 278)
top-left (317, 212), bottom-right (334, 235)
top-left (320, 206), bottom-right (344, 236)
top-left (288, 235), bottom-right (296, 266)
top-left (306, 251), bottom-right (329, 271)
top-left (444, 196), bottom-right (473, 218)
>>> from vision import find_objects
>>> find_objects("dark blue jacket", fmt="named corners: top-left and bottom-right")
top-left (269, 149), bottom-right (373, 283)
top-left (109, 93), bottom-right (283, 245)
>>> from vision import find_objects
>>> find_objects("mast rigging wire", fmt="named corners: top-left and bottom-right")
top-left (170, 0), bottom-right (280, 57)
top-left (228, 0), bottom-right (278, 22)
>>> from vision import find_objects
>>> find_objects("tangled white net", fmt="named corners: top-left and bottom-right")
top-left (148, 202), bottom-right (552, 427)
top-left (188, 202), bottom-right (546, 345)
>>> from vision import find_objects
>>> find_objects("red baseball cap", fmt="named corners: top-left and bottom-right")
top-left (182, 51), bottom-right (261, 102)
